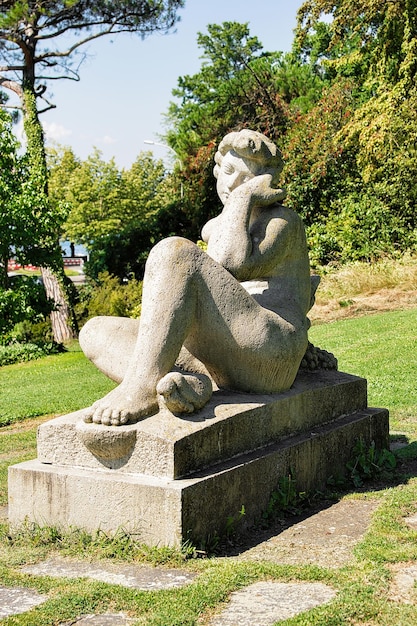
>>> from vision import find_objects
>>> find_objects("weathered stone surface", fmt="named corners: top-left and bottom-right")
top-left (22, 557), bottom-right (196, 590)
top-left (209, 581), bottom-right (337, 625)
top-left (388, 563), bottom-right (417, 604)
top-left (37, 370), bottom-right (367, 479)
top-left (78, 130), bottom-right (314, 426)
top-left (0, 585), bottom-right (47, 618)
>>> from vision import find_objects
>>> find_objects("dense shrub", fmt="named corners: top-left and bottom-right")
top-left (0, 276), bottom-right (55, 337)
top-left (0, 341), bottom-right (63, 366)
top-left (75, 271), bottom-right (143, 328)
top-left (307, 194), bottom-right (417, 268)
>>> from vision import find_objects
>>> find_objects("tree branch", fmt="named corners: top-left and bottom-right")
top-left (0, 75), bottom-right (23, 97)
top-left (0, 103), bottom-right (23, 110)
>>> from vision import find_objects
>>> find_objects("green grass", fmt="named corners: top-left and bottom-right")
top-left (310, 308), bottom-right (417, 435)
top-left (0, 344), bottom-right (115, 426)
top-left (0, 309), bottom-right (417, 624)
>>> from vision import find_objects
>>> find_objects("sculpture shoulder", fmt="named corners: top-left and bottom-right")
top-left (250, 203), bottom-right (305, 241)
top-left (260, 203), bottom-right (303, 225)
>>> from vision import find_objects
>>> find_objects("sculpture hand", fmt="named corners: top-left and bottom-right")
top-left (231, 174), bottom-right (286, 208)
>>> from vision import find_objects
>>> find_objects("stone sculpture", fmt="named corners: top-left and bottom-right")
top-left (80, 129), bottom-right (315, 426)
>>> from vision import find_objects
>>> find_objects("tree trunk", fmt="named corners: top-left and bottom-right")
top-left (41, 266), bottom-right (77, 343)
top-left (21, 88), bottom-right (77, 343)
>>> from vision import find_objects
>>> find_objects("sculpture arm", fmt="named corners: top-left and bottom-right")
top-left (205, 174), bottom-right (288, 279)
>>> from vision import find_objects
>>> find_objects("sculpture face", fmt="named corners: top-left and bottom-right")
top-left (216, 151), bottom-right (258, 205)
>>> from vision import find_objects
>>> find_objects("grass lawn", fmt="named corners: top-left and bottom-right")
top-left (0, 308), bottom-right (416, 625)
top-left (0, 346), bottom-right (115, 426)
top-left (310, 308), bottom-right (417, 436)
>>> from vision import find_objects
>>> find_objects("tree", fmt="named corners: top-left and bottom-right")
top-left (0, 108), bottom-right (69, 284)
top-left (0, 109), bottom-right (61, 339)
top-left (165, 23), bottom-right (297, 239)
top-left (0, 108), bottom-right (21, 289)
top-left (292, 0), bottom-right (417, 262)
top-left (0, 0), bottom-right (184, 340)
top-left (48, 148), bottom-right (174, 279)
top-left (295, 0), bottom-right (417, 87)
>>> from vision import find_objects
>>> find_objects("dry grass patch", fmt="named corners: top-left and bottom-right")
top-left (311, 255), bottom-right (417, 324)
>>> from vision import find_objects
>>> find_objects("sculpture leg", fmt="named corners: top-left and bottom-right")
top-left (79, 316), bottom-right (139, 383)
top-left (83, 236), bottom-right (306, 425)
top-left (83, 237), bottom-right (216, 425)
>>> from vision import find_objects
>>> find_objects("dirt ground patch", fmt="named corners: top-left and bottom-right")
top-left (310, 288), bottom-right (417, 324)
top-left (212, 497), bottom-right (380, 567)
top-left (237, 498), bottom-right (379, 568)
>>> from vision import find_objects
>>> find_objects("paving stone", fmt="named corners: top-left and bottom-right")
top-left (60, 613), bottom-right (136, 625)
top-left (0, 585), bottom-right (47, 618)
top-left (209, 581), bottom-right (337, 625)
top-left (22, 556), bottom-right (196, 590)
top-left (388, 562), bottom-right (417, 604)
top-left (404, 513), bottom-right (417, 529)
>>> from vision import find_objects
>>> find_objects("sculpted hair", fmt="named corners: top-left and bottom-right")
top-left (213, 129), bottom-right (284, 186)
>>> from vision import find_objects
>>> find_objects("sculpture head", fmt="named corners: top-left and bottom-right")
top-left (214, 129), bottom-right (284, 205)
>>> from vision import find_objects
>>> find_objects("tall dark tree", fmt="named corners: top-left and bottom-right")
top-left (165, 22), bottom-right (295, 239)
top-left (0, 0), bottom-right (184, 341)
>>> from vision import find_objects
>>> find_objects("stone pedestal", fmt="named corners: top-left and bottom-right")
top-left (8, 370), bottom-right (389, 547)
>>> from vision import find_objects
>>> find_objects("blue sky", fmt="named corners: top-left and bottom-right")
top-left (36, 0), bottom-right (303, 168)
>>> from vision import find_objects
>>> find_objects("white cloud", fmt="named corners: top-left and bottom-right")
top-left (101, 135), bottom-right (117, 145)
top-left (42, 121), bottom-right (72, 141)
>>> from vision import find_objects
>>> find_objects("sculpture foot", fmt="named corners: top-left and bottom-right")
top-left (83, 384), bottom-right (159, 426)
top-left (157, 372), bottom-right (213, 414)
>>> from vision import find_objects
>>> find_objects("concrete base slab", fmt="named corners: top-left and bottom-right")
top-left (9, 402), bottom-right (388, 546)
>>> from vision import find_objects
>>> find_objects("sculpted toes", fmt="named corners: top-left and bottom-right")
top-left (119, 410), bottom-right (129, 425)
top-left (101, 409), bottom-right (112, 425)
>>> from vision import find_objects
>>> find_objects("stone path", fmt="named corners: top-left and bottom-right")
top-left (60, 614), bottom-right (136, 625)
top-left (0, 585), bottom-right (47, 618)
top-left (209, 581), bottom-right (337, 626)
top-left (22, 557), bottom-right (196, 590)
top-left (1, 500), bottom-right (416, 624)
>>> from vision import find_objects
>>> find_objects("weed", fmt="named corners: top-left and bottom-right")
top-left (7, 522), bottom-right (195, 566)
top-left (263, 473), bottom-right (308, 521)
top-left (346, 438), bottom-right (397, 488)
top-left (225, 505), bottom-right (246, 538)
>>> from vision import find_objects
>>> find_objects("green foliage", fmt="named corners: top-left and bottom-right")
top-left (75, 272), bottom-right (143, 326)
top-left (49, 148), bottom-right (177, 279)
top-left (0, 277), bottom-right (54, 337)
top-left (9, 523), bottom-right (194, 565)
top-left (0, 109), bottom-right (64, 287)
top-left (225, 505), bottom-right (246, 539)
top-left (296, 0), bottom-right (417, 87)
top-left (262, 474), bottom-right (311, 522)
top-left (307, 194), bottom-right (416, 266)
top-left (346, 438), bottom-right (397, 488)
top-left (0, 341), bottom-right (62, 367)
top-left (283, 79), bottom-right (358, 225)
